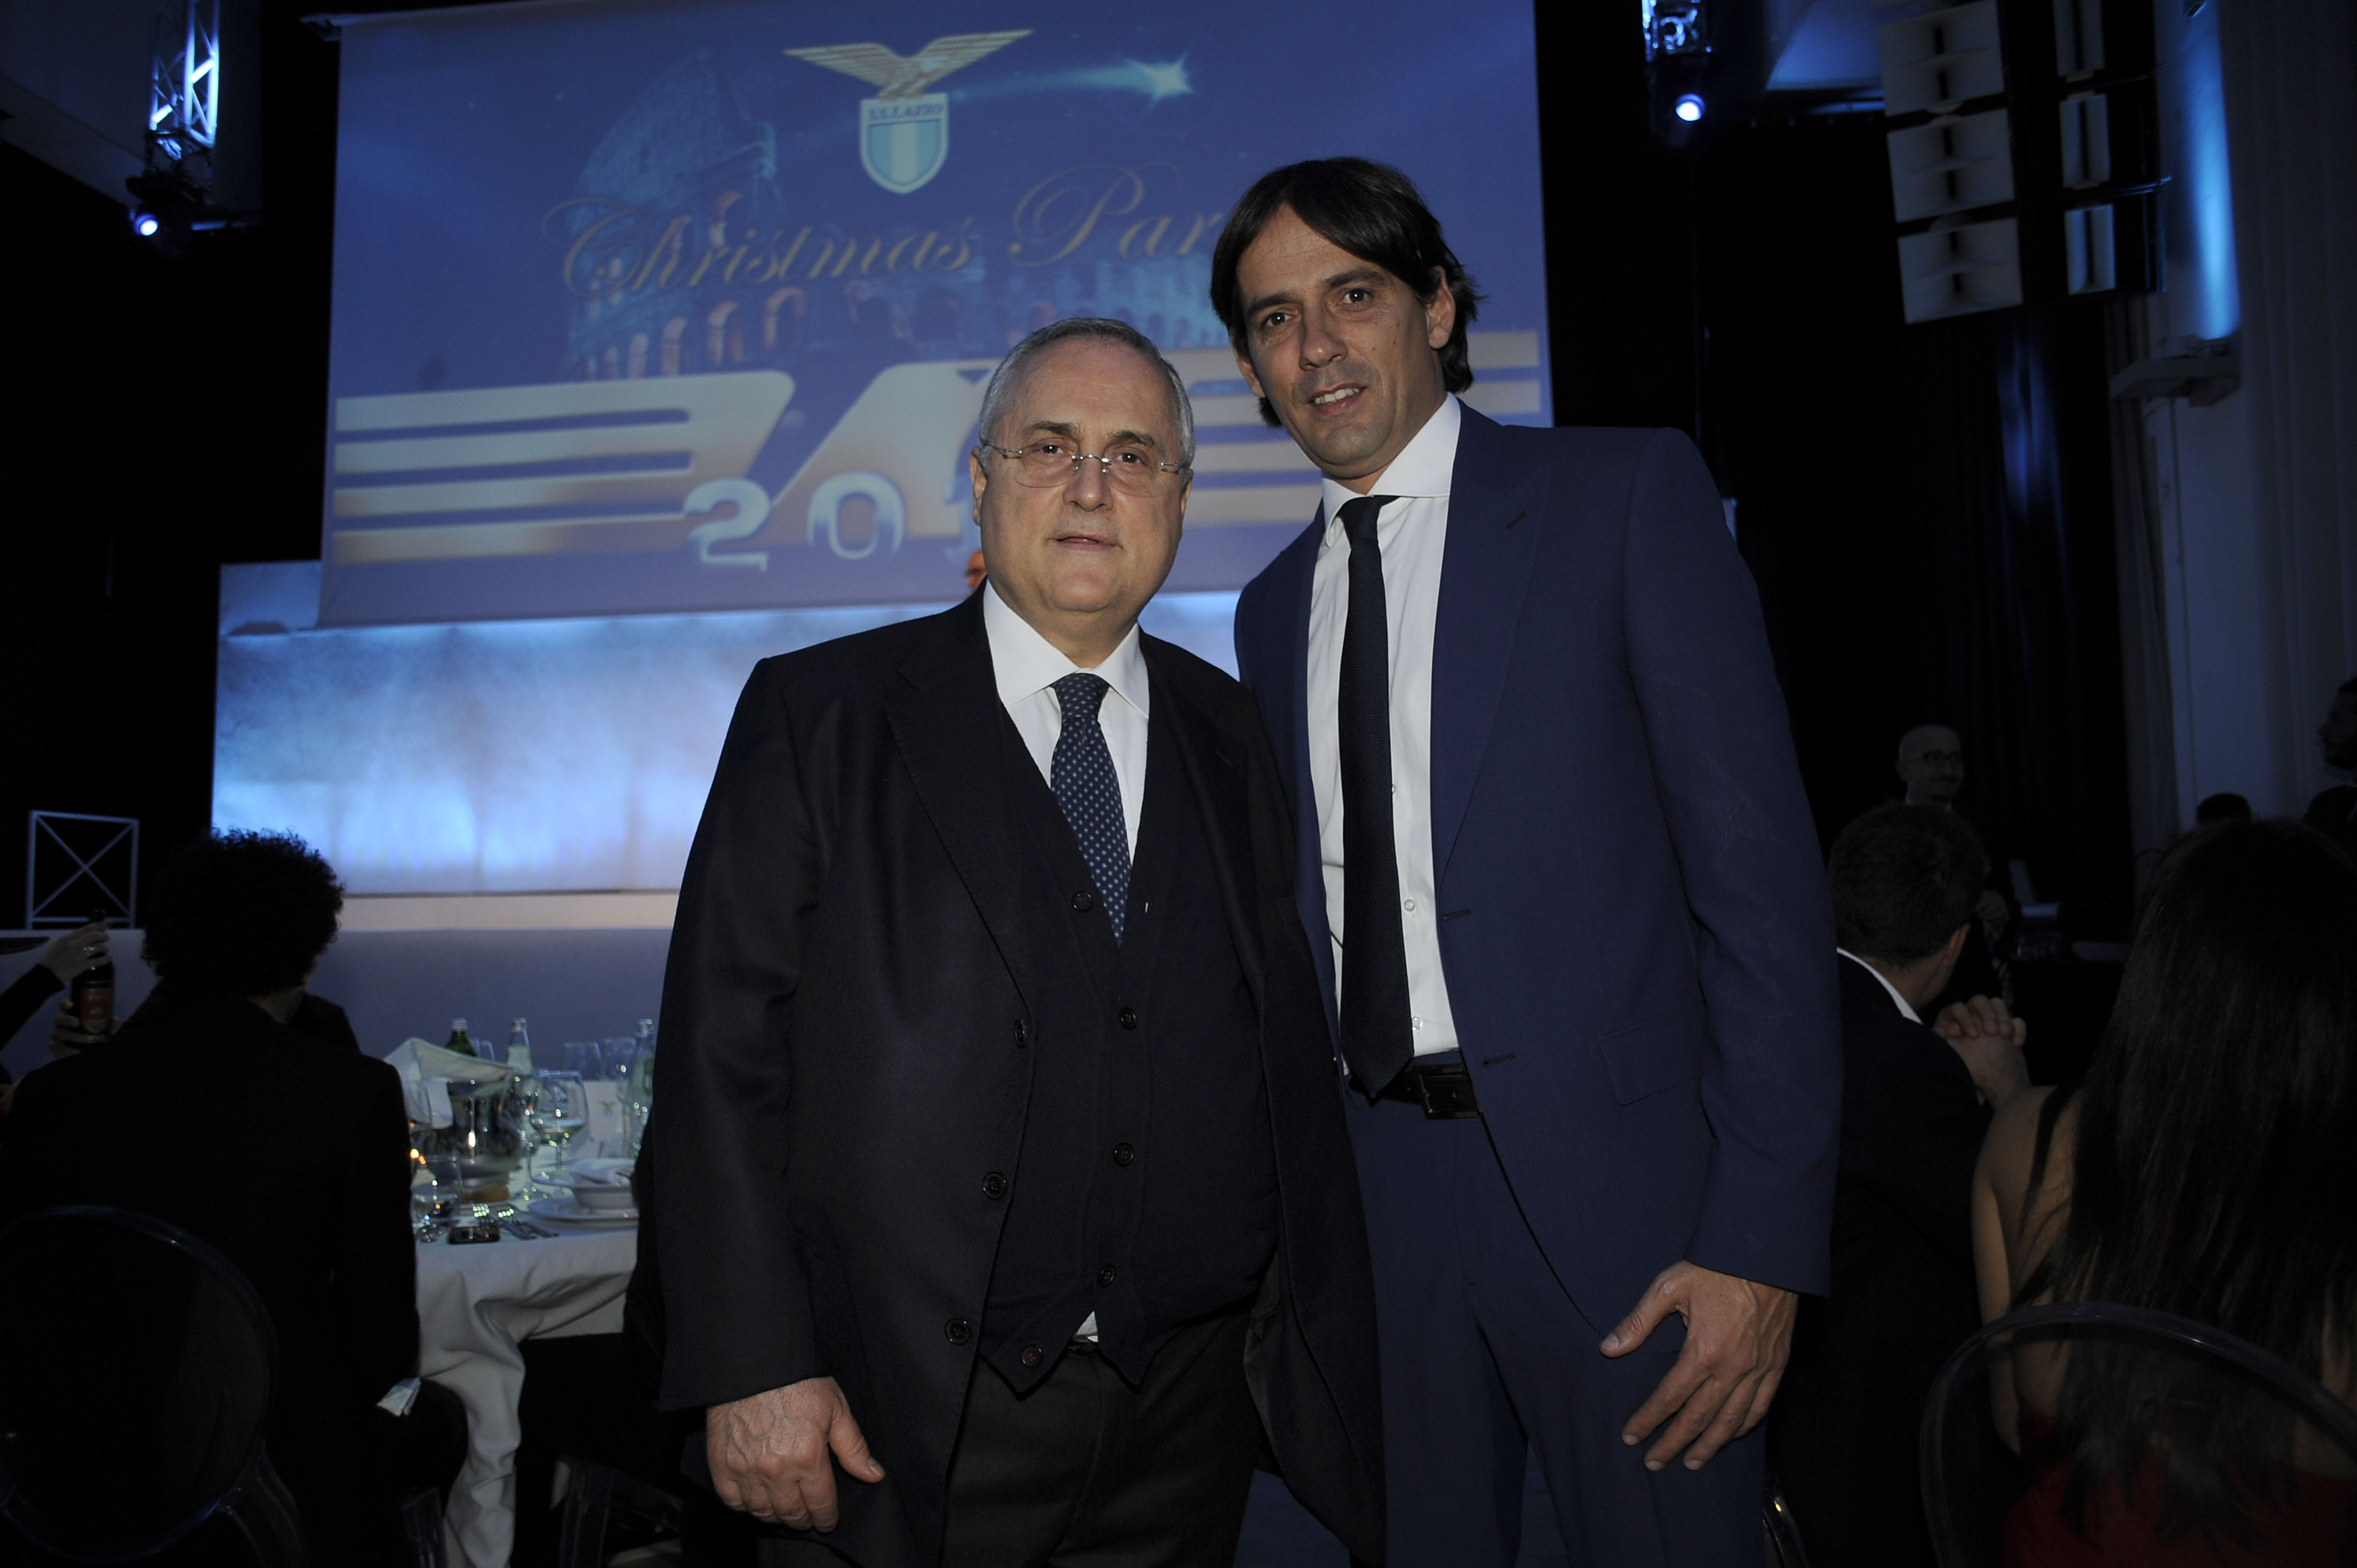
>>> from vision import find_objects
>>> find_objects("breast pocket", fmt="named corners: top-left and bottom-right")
top-left (1596, 1008), bottom-right (1708, 1105)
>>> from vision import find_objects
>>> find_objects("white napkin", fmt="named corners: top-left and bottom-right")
top-left (385, 1037), bottom-right (508, 1127)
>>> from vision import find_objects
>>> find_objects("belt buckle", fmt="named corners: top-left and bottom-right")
top-left (1415, 1065), bottom-right (1482, 1121)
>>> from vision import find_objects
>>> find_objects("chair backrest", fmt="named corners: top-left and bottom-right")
top-left (0, 1205), bottom-right (279, 1561)
top-left (1919, 1301), bottom-right (2357, 1567)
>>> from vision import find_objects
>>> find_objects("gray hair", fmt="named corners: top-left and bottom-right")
top-left (976, 317), bottom-right (1195, 467)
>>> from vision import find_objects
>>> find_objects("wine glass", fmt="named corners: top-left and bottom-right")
top-left (507, 1075), bottom-right (545, 1198)
top-left (526, 1070), bottom-right (585, 1192)
top-left (412, 1156), bottom-right (459, 1240)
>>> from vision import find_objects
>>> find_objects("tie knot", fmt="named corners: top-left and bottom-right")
top-left (1337, 494), bottom-right (1398, 544)
top-left (1053, 672), bottom-right (1111, 723)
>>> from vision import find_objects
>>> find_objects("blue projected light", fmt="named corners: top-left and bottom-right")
top-left (214, 565), bottom-right (1244, 895)
top-left (1675, 94), bottom-right (1706, 122)
top-left (2174, 5), bottom-right (2240, 339)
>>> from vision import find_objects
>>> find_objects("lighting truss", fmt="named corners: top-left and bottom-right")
top-left (147, 0), bottom-right (220, 190)
top-left (1640, 0), bottom-right (1711, 60)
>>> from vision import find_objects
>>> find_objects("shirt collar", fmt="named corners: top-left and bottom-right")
top-left (1319, 393), bottom-right (1463, 545)
top-left (1837, 948), bottom-right (1923, 1024)
top-left (982, 580), bottom-right (1149, 719)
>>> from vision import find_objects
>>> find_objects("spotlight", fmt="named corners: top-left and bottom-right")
top-left (1675, 93), bottom-right (1706, 122)
top-left (131, 208), bottom-right (162, 238)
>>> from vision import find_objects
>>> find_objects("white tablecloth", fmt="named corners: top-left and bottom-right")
top-left (416, 1217), bottom-right (640, 1568)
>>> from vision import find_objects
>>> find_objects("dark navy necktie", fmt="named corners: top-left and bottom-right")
top-left (1336, 494), bottom-right (1413, 1097)
top-left (1051, 673), bottom-right (1131, 944)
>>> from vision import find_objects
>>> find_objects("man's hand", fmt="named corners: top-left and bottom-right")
top-left (1933, 995), bottom-right (2032, 1108)
top-left (1602, 1262), bottom-right (1797, 1472)
top-left (706, 1376), bottom-right (884, 1530)
top-left (47, 999), bottom-right (111, 1060)
top-left (35, 922), bottom-right (109, 987)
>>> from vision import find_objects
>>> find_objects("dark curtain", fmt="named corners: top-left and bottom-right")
top-left (1902, 307), bottom-right (2134, 932)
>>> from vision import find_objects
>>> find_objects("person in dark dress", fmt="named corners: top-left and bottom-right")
top-left (0, 831), bottom-right (461, 1564)
top-left (1771, 803), bottom-right (2033, 1567)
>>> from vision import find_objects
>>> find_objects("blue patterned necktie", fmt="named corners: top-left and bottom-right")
top-left (1051, 673), bottom-right (1131, 944)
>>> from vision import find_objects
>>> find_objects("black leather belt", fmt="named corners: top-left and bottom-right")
top-left (1374, 1061), bottom-right (1482, 1120)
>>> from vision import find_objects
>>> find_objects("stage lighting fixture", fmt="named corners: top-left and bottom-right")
top-left (132, 208), bottom-right (162, 237)
top-left (1675, 94), bottom-right (1706, 121)
top-left (1640, 0), bottom-right (1710, 59)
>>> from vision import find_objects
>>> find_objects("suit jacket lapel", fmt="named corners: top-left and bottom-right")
top-left (884, 594), bottom-right (1037, 1013)
top-left (1147, 644), bottom-right (1265, 1008)
top-left (1431, 409), bottom-right (1543, 884)
top-left (1265, 515), bottom-right (1336, 1028)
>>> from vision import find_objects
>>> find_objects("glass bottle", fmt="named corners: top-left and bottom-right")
top-left (506, 1017), bottom-right (533, 1072)
top-left (69, 908), bottom-right (114, 1036)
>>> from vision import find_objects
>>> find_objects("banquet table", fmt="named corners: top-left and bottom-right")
top-left (416, 1213), bottom-right (640, 1568)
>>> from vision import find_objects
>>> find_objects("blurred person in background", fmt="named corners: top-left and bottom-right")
top-left (2194, 791), bottom-right (2254, 826)
top-left (1895, 723), bottom-right (2013, 1005)
top-left (0, 830), bottom-right (461, 1564)
top-left (1972, 819), bottom-right (2357, 1555)
top-left (1771, 803), bottom-right (2031, 1568)
top-left (2303, 674), bottom-right (2357, 859)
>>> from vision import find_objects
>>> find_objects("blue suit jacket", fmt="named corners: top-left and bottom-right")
top-left (1233, 406), bottom-right (1840, 1314)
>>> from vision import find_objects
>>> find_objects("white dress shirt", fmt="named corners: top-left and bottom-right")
top-left (984, 582), bottom-right (1147, 1343)
top-left (1837, 948), bottom-right (1923, 1024)
top-left (984, 581), bottom-right (1149, 859)
top-left (1308, 394), bottom-right (1464, 1059)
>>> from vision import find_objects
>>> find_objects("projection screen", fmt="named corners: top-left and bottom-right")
top-left (319, 0), bottom-right (1550, 627)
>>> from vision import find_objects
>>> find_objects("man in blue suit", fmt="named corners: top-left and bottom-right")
top-left (1213, 158), bottom-right (1840, 1565)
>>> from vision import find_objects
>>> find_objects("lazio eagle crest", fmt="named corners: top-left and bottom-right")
top-left (786, 31), bottom-right (1031, 194)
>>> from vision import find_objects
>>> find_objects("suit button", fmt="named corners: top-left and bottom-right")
top-left (944, 1318), bottom-right (972, 1345)
top-left (1098, 1266), bottom-right (1115, 1287)
top-left (1014, 1019), bottom-right (1028, 1049)
top-left (1072, 889), bottom-right (1096, 912)
top-left (982, 1171), bottom-right (1008, 1200)
top-left (1117, 1007), bottom-right (1138, 1030)
top-left (1020, 1344), bottom-right (1044, 1368)
top-left (1111, 1142), bottom-right (1136, 1167)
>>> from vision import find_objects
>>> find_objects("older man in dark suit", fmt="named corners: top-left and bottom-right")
top-left (650, 317), bottom-right (1383, 1567)
top-left (1219, 158), bottom-right (1840, 1566)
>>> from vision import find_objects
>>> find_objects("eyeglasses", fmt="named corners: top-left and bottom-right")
top-left (978, 440), bottom-right (1189, 493)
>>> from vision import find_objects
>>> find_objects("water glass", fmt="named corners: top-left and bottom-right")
top-left (527, 1070), bottom-right (586, 1183)
top-left (601, 1036), bottom-right (641, 1080)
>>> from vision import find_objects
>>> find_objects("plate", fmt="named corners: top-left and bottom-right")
top-left (528, 1196), bottom-right (639, 1225)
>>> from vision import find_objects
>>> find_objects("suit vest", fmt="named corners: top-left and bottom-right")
top-left (979, 693), bottom-right (1277, 1391)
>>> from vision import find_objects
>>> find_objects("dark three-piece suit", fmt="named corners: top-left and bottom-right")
top-left (648, 592), bottom-right (1384, 1566)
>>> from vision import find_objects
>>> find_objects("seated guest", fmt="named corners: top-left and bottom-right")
top-left (2304, 675), bottom-right (2357, 858)
top-left (0, 831), bottom-right (461, 1564)
top-left (1771, 803), bottom-right (2031, 1568)
top-left (1973, 820), bottom-right (2357, 1557)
